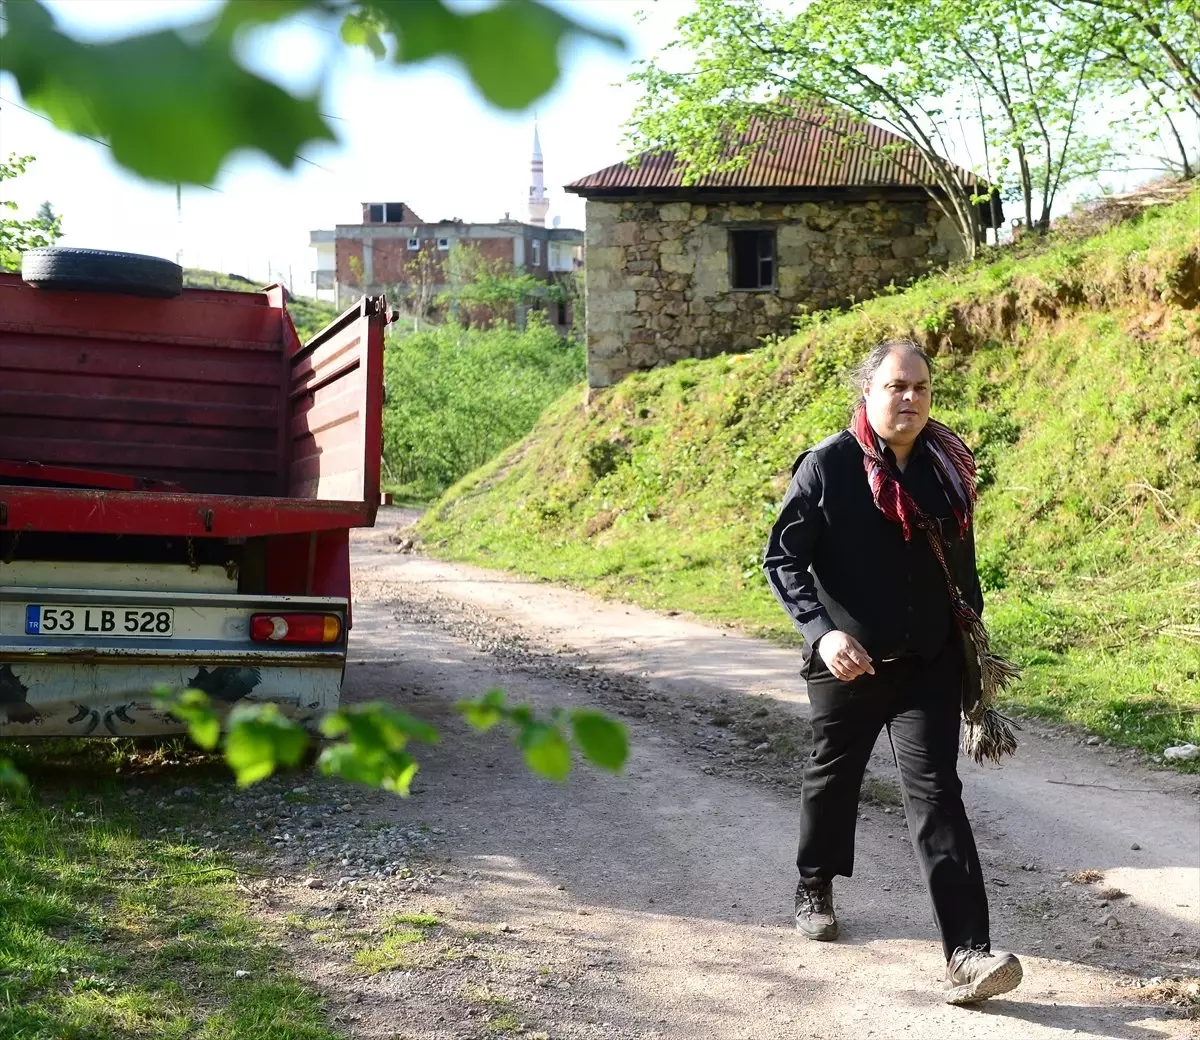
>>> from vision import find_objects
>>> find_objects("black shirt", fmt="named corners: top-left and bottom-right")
top-left (762, 429), bottom-right (984, 665)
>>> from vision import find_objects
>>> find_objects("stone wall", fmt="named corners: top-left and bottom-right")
top-left (584, 195), bottom-right (963, 388)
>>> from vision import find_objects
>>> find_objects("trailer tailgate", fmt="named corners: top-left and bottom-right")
top-left (0, 294), bottom-right (388, 538)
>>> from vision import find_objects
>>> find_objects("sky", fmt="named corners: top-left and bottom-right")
top-left (0, 0), bottom-right (681, 290)
top-left (1, 1), bottom-right (1194, 295)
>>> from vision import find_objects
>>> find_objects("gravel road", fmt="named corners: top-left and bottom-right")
top-left (180, 507), bottom-right (1199, 1039)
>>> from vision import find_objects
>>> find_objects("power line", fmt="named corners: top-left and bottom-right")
top-left (0, 95), bottom-right (110, 150)
top-left (296, 153), bottom-right (337, 173)
top-left (0, 94), bottom-right (226, 193)
top-left (2, 91), bottom-right (332, 283)
top-left (294, 16), bottom-right (339, 37)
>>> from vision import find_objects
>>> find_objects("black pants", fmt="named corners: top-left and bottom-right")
top-left (796, 639), bottom-right (989, 961)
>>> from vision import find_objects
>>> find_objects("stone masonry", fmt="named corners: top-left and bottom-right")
top-left (584, 195), bottom-right (964, 388)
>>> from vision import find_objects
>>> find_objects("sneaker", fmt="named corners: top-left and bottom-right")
top-left (794, 879), bottom-right (838, 941)
top-left (944, 946), bottom-right (1023, 1005)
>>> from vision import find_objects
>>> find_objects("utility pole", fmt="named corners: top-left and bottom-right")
top-left (175, 184), bottom-right (183, 268)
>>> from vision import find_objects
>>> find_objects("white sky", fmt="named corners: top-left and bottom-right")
top-left (0, 1), bottom-right (1193, 293)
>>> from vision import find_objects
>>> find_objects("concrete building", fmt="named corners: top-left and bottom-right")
top-left (565, 107), bottom-right (1000, 389)
top-left (310, 128), bottom-right (582, 320)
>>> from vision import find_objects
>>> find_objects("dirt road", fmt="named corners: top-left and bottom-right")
top-left (289, 509), bottom-right (1199, 1039)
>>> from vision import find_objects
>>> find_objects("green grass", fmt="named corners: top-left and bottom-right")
top-left (421, 190), bottom-right (1200, 766)
top-left (351, 914), bottom-right (442, 974)
top-left (861, 774), bottom-right (904, 807)
top-left (182, 268), bottom-right (339, 343)
top-left (0, 778), bottom-right (338, 1039)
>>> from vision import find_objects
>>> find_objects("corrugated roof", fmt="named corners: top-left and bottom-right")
top-left (566, 108), bottom-right (983, 194)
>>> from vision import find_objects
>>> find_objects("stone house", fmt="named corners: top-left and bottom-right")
top-left (565, 109), bottom-right (998, 388)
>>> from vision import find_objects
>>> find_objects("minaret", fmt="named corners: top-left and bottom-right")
top-left (528, 122), bottom-right (549, 228)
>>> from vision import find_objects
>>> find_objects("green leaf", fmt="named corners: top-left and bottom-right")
top-left (571, 711), bottom-right (628, 773)
top-left (457, 688), bottom-right (507, 731)
top-left (223, 704), bottom-right (309, 786)
top-left (0, 0), bottom-right (623, 185)
top-left (163, 687), bottom-right (222, 750)
top-left (210, 0), bottom-right (313, 39)
top-left (323, 702), bottom-right (439, 748)
top-left (0, 757), bottom-right (29, 793)
top-left (317, 743), bottom-right (420, 795)
top-left (317, 702), bottom-right (436, 795)
top-left (520, 723), bottom-right (571, 781)
top-left (0, 0), bottom-right (336, 185)
top-left (184, 712), bottom-right (222, 751)
top-left (340, 11), bottom-right (387, 58)
top-left (364, 0), bottom-right (626, 110)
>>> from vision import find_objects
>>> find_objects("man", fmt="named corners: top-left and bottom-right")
top-left (762, 339), bottom-right (1023, 1005)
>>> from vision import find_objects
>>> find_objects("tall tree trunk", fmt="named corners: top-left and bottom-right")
top-left (1138, 71), bottom-right (1195, 177)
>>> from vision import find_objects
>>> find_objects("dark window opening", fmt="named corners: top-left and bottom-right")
top-left (384, 202), bottom-right (405, 223)
top-left (730, 229), bottom-right (775, 289)
top-left (367, 204), bottom-right (384, 223)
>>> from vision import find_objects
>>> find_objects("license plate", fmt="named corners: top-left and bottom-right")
top-left (25, 605), bottom-right (175, 638)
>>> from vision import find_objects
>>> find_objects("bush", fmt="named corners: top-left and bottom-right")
top-left (382, 314), bottom-right (584, 499)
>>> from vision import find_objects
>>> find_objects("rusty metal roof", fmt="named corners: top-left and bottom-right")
top-left (566, 108), bottom-right (983, 195)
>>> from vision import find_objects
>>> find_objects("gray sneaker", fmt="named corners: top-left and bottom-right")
top-left (794, 879), bottom-right (838, 941)
top-left (944, 946), bottom-right (1023, 1005)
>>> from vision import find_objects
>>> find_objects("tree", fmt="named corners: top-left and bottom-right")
top-left (626, 0), bottom-right (1160, 253)
top-left (0, 0), bottom-right (624, 187)
top-left (627, 0), bottom-right (1000, 258)
top-left (1049, 0), bottom-right (1200, 178)
top-left (930, 0), bottom-right (1111, 232)
top-left (400, 246), bottom-right (443, 330)
top-left (438, 243), bottom-right (543, 328)
top-left (0, 154), bottom-right (63, 271)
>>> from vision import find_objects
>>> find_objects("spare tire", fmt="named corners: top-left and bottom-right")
top-left (22, 247), bottom-right (183, 298)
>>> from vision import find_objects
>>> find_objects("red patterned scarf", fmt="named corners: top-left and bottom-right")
top-left (849, 402), bottom-right (976, 541)
top-left (848, 403), bottom-right (1020, 764)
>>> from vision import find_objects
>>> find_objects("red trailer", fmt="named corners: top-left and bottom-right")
top-left (0, 250), bottom-right (389, 737)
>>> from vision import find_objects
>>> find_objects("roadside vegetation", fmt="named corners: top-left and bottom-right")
top-left (381, 314), bottom-right (585, 502)
top-left (0, 742), bottom-right (335, 1040)
top-left (421, 190), bottom-right (1200, 765)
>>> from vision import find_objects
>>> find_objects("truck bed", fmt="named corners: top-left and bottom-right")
top-left (0, 276), bottom-right (387, 537)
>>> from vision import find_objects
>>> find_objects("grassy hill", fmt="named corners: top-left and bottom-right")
top-left (420, 191), bottom-right (1200, 764)
top-left (183, 268), bottom-right (338, 343)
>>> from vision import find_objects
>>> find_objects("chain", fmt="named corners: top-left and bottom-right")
top-left (2, 530), bottom-right (20, 565)
top-left (186, 536), bottom-right (198, 572)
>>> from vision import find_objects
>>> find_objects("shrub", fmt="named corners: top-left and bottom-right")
top-left (382, 314), bottom-right (584, 498)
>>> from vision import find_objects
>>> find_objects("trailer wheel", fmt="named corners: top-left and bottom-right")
top-left (21, 247), bottom-right (184, 298)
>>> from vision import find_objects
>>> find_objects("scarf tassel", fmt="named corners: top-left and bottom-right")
top-left (961, 610), bottom-right (1022, 764)
top-left (962, 703), bottom-right (1022, 766)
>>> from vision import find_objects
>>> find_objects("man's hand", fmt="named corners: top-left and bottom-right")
top-left (817, 631), bottom-right (876, 681)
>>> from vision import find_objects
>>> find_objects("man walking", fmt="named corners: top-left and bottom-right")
top-left (763, 339), bottom-right (1023, 1005)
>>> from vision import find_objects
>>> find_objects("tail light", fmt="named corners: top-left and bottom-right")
top-left (250, 613), bottom-right (342, 644)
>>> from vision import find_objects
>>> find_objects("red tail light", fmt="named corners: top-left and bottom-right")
top-left (250, 613), bottom-right (342, 644)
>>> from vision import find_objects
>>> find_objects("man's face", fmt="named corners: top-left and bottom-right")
top-left (863, 349), bottom-right (931, 446)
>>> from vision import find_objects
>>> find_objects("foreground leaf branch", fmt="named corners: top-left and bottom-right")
top-left (141, 686), bottom-right (628, 792)
top-left (0, 0), bottom-right (625, 185)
